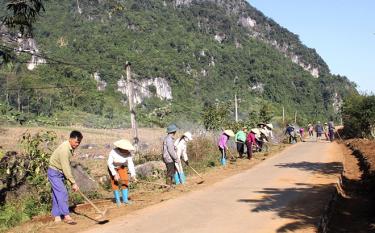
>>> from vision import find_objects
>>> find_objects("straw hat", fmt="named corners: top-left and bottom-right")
top-left (260, 129), bottom-right (267, 135)
top-left (250, 128), bottom-right (260, 135)
top-left (266, 123), bottom-right (273, 130)
top-left (183, 131), bottom-right (193, 141)
top-left (224, 129), bottom-right (235, 137)
top-left (257, 122), bottom-right (266, 127)
top-left (113, 139), bottom-right (135, 151)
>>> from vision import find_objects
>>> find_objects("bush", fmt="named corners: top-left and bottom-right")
top-left (0, 131), bottom-right (56, 231)
top-left (342, 94), bottom-right (375, 138)
top-left (187, 134), bottom-right (220, 172)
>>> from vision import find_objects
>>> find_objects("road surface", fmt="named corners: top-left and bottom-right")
top-left (82, 140), bottom-right (342, 233)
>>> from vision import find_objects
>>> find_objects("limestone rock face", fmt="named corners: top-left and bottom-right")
top-left (117, 77), bottom-right (172, 105)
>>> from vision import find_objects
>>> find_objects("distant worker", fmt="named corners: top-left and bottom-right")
top-left (174, 131), bottom-right (193, 184)
top-left (246, 128), bottom-right (259, 159)
top-left (258, 129), bottom-right (269, 151)
top-left (323, 123), bottom-right (329, 141)
top-left (107, 139), bottom-right (137, 207)
top-left (163, 124), bottom-right (179, 186)
top-left (265, 123), bottom-right (274, 141)
top-left (328, 120), bottom-right (335, 142)
top-left (285, 124), bottom-right (295, 144)
top-left (315, 121), bottom-right (324, 141)
top-left (259, 123), bottom-right (274, 141)
top-left (218, 129), bottom-right (234, 166)
top-left (299, 127), bottom-right (305, 142)
top-left (235, 127), bottom-right (247, 159)
top-left (308, 124), bottom-right (314, 138)
top-left (48, 130), bottom-right (82, 225)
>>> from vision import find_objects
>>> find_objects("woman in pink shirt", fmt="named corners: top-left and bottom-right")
top-left (218, 130), bottom-right (234, 165)
top-left (246, 129), bottom-right (259, 160)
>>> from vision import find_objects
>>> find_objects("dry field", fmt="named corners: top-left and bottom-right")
top-left (0, 126), bottom-right (166, 153)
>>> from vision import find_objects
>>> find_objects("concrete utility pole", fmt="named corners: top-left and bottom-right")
top-left (235, 93), bottom-right (238, 122)
top-left (294, 111), bottom-right (297, 124)
top-left (125, 61), bottom-right (139, 151)
top-left (282, 106), bottom-right (285, 124)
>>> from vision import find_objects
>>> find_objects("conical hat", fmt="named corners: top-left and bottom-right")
top-left (260, 129), bottom-right (267, 135)
top-left (183, 131), bottom-right (193, 140)
top-left (224, 130), bottom-right (235, 137)
top-left (251, 128), bottom-right (260, 134)
top-left (266, 123), bottom-right (273, 129)
top-left (113, 139), bottom-right (135, 151)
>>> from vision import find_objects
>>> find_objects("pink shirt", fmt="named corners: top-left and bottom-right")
top-left (246, 132), bottom-right (257, 144)
top-left (218, 133), bottom-right (228, 149)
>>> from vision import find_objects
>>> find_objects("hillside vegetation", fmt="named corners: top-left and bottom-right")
top-left (0, 0), bottom-right (357, 128)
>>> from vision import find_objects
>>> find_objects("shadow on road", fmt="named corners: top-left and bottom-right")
top-left (275, 161), bottom-right (343, 175)
top-left (238, 183), bottom-right (336, 232)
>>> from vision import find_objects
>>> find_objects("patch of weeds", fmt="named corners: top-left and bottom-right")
top-left (0, 201), bottom-right (31, 232)
top-left (207, 160), bottom-right (216, 167)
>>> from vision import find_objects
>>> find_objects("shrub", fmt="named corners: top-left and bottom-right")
top-left (342, 94), bottom-right (375, 138)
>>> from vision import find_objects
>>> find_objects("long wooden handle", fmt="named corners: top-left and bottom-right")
top-left (78, 190), bottom-right (103, 214)
top-left (187, 165), bottom-right (203, 179)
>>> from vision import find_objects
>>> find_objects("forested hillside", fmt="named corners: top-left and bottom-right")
top-left (0, 0), bottom-right (357, 128)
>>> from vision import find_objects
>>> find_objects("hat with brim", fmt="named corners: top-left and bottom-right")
top-left (260, 129), bottom-right (267, 135)
top-left (166, 124), bottom-right (178, 133)
top-left (113, 139), bottom-right (135, 151)
top-left (183, 131), bottom-right (193, 141)
top-left (257, 122), bottom-right (266, 127)
top-left (224, 130), bottom-right (235, 137)
top-left (251, 128), bottom-right (260, 135)
top-left (266, 123), bottom-right (273, 130)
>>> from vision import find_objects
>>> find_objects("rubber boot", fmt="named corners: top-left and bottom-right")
top-left (180, 172), bottom-right (186, 184)
top-left (220, 157), bottom-right (226, 166)
top-left (174, 172), bottom-right (181, 185)
top-left (113, 190), bottom-right (121, 207)
top-left (121, 188), bottom-right (132, 204)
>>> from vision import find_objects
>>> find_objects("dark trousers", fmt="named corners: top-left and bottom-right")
top-left (236, 141), bottom-right (245, 157)
top-left (246, 142), bottom-right (253, 159)
top-left (165, 162), bottom-right (176, 185)
top-left (329, 130), bottom-right (334, 141)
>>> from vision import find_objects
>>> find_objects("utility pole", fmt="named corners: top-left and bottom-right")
top-left (125, 61), bottom-right (139, 151)
top-left (282, 106), bottom-right (285, 124)
top-left (294, 111), bottom-right (297, 124)
top-left (235, 93), bottom-right (238, 122)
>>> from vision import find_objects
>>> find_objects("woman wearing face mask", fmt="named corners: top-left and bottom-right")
top-left (173, 132), bottom-right (193, 184)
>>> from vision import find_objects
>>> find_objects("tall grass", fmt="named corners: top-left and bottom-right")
top-left (187, 135), bottom-right (222, 173)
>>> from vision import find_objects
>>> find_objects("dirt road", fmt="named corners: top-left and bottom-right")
top-left (81, 140), bottom-right (343, 233)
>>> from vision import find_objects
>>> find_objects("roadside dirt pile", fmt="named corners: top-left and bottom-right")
top-left (328, 139), bottom-right (375, 232)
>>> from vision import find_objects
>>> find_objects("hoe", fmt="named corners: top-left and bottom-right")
top-left (78, 190), bottom-right (109, 224)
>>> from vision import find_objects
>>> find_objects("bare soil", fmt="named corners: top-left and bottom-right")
top-left (328, 139), bottom-right (375, 233)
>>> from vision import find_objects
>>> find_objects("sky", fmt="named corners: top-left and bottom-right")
top-left (248, 0), bottom-right (375, 93)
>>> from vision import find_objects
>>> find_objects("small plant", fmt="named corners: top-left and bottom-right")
top-left (0, 201), bottom-right (29, 232)
top-left (0, 130), bottom-right (57, 231)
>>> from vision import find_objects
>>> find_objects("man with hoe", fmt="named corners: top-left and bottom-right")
top-left (47, 130), bottom-right (82, 225)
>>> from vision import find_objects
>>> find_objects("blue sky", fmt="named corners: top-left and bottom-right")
top-left (248, 0), bottom-right (375, 93)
